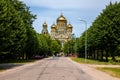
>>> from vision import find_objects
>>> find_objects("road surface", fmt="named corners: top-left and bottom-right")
top-left (0, 57), bottom-right (95, 80)
top-left (1, 57), bottom-right (119, 80)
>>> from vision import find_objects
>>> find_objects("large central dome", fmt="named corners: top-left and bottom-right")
top-left (57, 13), bottom-right (66, 21)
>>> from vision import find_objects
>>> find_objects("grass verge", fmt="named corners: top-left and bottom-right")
top-left (71, 57), bottom-right (120, 65)
top-left (71, 57), bottom-right (120, 78)
top-left (97, 67), bottom-right (120, 78)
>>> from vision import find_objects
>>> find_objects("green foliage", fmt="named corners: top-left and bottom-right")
top-left (76, 2), bottom-right (120, 62)
top-left (63, 39), bottom-right (76, 56)
top-left (0, 0), bottom-right (26, 55)
top-left (71, 57), bottom-right (120, 65)
top-left (0, 0), bottom-right (52, 61)
top-left (25, 28), bottom-right (38, 59)
top-left (36, 34), bottom-right (52, 56)
top-left (51, 40), bottom-right (61, 55)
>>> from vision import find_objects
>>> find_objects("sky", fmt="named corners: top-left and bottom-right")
top-left (20, 0), bottom-right (119, 37)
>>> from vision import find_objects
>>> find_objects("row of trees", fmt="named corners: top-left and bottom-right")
top-left (74, 2), bottom-right (120, 62)
top-left (0, 0), bottom-right (61, 61)
top-left (63, 34), bottom-right (76, 56)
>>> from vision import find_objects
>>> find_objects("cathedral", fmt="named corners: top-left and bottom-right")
top-left (42, 13), bottom-right (73, 47)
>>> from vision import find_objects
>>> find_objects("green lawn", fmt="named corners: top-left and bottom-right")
top-left (97, 67), bottom-right (120, 78)
top-left (71, 57), bottom-right (120, 65)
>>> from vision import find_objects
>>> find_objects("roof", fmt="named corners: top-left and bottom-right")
top-left (51, 24), bottom-right (56, 28)
top-left (57, 13), bottom-right (66, 21)
top-left (68, 24), bottom-right (73, 28)
top-left (43, 21), bottom-right (47, 26)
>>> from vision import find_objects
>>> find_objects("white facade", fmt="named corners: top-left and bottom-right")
top-left (50, 14), bottom-right (73, 47)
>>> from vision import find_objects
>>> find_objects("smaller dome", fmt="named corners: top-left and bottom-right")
top-left (68, 24), bottom-right (73, 28)
top-left (51, 24), bottom-right (56, 28)
top-left (43, 22), bottom-right (47, 26)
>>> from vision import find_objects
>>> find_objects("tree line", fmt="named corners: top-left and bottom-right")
top-left (75, 2), bottom-right (120, 62)
top-left (0, 0), bottom-right (61, 61)
top-left (63, 34), bottom-right (76, 56)
top-left (63, 2), bottom-right (120, 62)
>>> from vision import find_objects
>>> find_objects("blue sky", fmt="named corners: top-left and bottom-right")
top-left (20, 0), bottom-right (119, 37)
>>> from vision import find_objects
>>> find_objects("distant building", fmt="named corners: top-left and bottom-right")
top-left (41, 13), bottom-right (73, 47)
top-left (41, 22), bottom-right (48, 35)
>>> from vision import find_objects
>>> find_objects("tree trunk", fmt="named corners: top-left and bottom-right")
top-left (105, 50), bottom-right (108, 62)
top-left (111, 53), bottom-right (116, 61)
top-left (111, 48), bottom-right (116, 61)
top-left (100, 49), bottom-right (103, 61)
top-left (93, 49), bottom-right (96, 59)
top-left (96, 49), bottom-right (99, 60)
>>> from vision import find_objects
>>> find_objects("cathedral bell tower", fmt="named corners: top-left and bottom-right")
top-left (42, 22), bottom-right (48, 35)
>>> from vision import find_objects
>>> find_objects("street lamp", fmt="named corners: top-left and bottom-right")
top-left (78, 18), bottom-right (87, 62)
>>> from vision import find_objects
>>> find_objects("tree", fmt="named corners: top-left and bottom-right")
top-left (51, 40), bottom-right (61, 55)
top-left (0, 0), bottom-right (36, 60)
top-left (63, 39), bottom-right (76, 56)
top-left (77, 2), bottom-right (120, 62)
top-left (0, 0), bottom-right (26, 60)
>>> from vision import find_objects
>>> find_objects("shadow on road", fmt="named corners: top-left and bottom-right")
top-left (0, 63), bottom-right (24, 70)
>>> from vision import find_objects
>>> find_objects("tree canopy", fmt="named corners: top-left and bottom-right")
top-left (76, 2), bottom-right (120, 62)
top-left (0, 0), bottom-right (60, 61)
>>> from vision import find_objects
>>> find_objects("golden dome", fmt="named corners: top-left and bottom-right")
top-left (57, 14), bottom-right (66, 21)
top-left (51, 24), bottom-right (56, 28)
top-left (43, 22), bottom-right (47, 26)
top-left (68, 24), bottom-right (73, 28)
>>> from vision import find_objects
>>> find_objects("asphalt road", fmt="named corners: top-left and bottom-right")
top-left (0, 57), bottom-right (95, 80)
